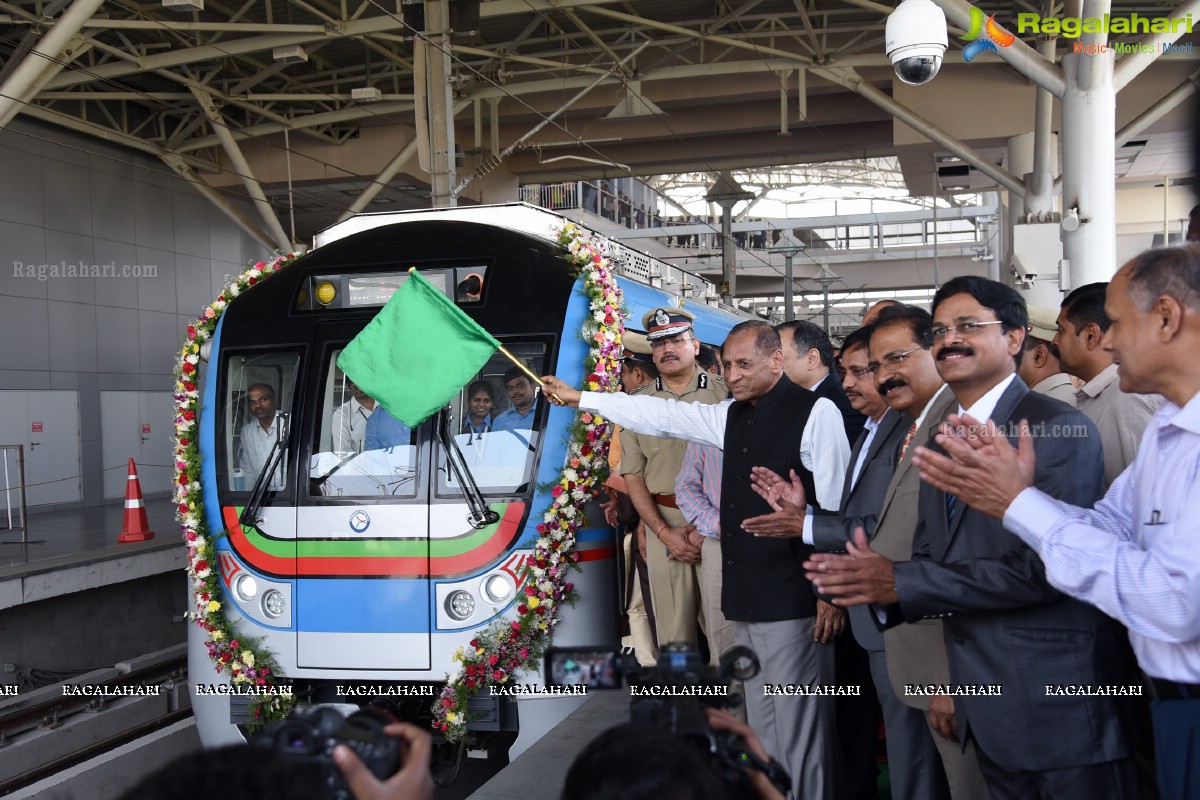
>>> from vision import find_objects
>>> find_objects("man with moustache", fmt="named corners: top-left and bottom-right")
top-left (744, 324), bottom-right (925, 800)
top-left (239, 382), bottom-right (285, 489)
top-left (806, 278), bottom-right (1137, 800)
top-left (913, 245), bottom-right (1200, 800)
top-left (540, 321), bottom-right (850, 800)
top-left (754, 305), bottom-right (966, 798)
top-left (619, 307), bottom-right (727, 651)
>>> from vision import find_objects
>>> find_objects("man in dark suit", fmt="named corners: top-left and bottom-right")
top-left (804, 277), bottom-right (1138, 799)
top-left (744, 324), bottom-right (912, 800)
top-left (778, 320), bottom-right (868, 443)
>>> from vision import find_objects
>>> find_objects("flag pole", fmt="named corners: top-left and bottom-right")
top-left (497, 345), bottom-right (562, 403)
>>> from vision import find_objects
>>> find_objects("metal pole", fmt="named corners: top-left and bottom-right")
top-left (3, 447), bottom-right (11, 531)
top-left (721, 204), bottom-right (736, 304)
top-left (784, 254), bottom-right (794, 321)
top-left (822, 281), bottom-right (830, 332)
top-left (18, 445), bottom-right (28, 543)
top-left (425, 0), bottom-right (457, 208)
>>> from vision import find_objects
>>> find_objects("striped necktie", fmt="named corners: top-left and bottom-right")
top-left (899, 421), bottom-right (919, 459)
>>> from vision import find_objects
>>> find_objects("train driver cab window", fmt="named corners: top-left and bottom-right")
top-left (225, 353), bottom-right (299, 493)
top-left (310, 351), bottom-right (417, 497)
top-left (438, 343), bottom-right (546, 496)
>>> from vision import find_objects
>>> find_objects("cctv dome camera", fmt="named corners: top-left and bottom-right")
top-left (886, 0), bottom-right (948, 86)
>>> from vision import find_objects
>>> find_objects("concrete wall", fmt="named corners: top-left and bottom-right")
top-left (0, 118), bottom-right (271, 507)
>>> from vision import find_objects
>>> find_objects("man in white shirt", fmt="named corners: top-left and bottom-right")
top-left (331, 379), bottom-right (376, 453)
top-left (238, 382), bottom-right (284, 490)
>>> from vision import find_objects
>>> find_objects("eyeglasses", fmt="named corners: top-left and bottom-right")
top-left (846, 365), bottom-right (877, 379)
top-left (650, 335), bottom-right (694, 350)
top-left (930, 320), bottom-right (1006, 341)
top-left (875, 347), bottom-right (925, 368)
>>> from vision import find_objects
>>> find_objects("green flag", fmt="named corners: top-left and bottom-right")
top-left (337, 270), bottom-right (501, 428)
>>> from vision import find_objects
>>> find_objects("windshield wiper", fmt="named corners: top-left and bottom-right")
top-left (239, 412), bottom-right (287, 528)
top-left (437, 408), bottom-right (500, 529)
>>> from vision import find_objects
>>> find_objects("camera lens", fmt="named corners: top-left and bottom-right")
top-left (894, 54), bottom-right (941, 86)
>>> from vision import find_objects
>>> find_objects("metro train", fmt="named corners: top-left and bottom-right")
top-left (189, 203), bottom-right (749, 758)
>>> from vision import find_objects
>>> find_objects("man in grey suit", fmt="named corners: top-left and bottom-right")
top-left (806, 278), bottom-right (1138, 799)
top-left (857, 306), bottom-right (984, 798)
top-left (745, 323), bottom-right (938, 799)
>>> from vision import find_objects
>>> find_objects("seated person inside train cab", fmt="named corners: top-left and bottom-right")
top-left (461, 379), bottom-right (495, 438)
top-left (331, 379), bottom-right (376, 454)
top-left (238, 382), bottom-right (285, 489)
top-left (491, 368), bottom-right (540, 433)
top-left (363, 405), bottom-right (412, 450)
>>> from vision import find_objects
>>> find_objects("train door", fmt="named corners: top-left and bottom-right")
top-left (298, 332), bottom-right (431, 670)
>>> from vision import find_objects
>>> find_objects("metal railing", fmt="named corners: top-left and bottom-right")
top-left (0, 445), bottom-right (28, 543)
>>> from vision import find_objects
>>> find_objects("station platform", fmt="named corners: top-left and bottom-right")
top-left (0, 497), bottom-right (181, 601)
top-left (470, 691), bottom-right (626, 799)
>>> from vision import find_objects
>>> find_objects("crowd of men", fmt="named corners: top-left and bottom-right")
top-left (541, 242), bottom-right (1200, 800)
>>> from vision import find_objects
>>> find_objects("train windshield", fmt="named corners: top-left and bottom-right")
top-left (437, 342), bottom-right (547, 496)
top-left (223, 352), bottom-right (301, 494)
top-left (311, 351), bottom-right (419, 497)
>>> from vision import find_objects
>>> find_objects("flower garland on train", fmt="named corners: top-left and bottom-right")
top-left (431, 221), bottom-right (626, 741)
top-left (174, 252), bottom-right (300, 729)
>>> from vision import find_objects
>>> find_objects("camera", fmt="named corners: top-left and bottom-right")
top-left (885, 0), bottom-right (948, 86)
top-left (548, 643), bottom-right (789, 799)
top-left (250, 706), bottom-right (402, 800)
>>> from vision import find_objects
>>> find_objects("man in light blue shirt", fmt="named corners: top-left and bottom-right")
top-left (492, 367), bottom-right (539, 433)
top-left (913, 245), bottom-right (1200, 800)
top-left (364, 406), bottom-right (411, 450)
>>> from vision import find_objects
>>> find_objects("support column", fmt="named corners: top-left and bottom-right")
top-left (706, 172), bottom-right (754, 306)
top-left (191, 88), bottom-right (292, 252)
top-left (1060, 52), bottom-right (1116, 289)
top-left (424, 0), bottom-right (456, 208)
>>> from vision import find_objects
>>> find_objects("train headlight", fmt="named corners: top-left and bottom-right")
top-left (315, 281), bottom-right (337, 305)
top-left (262, 589), bottom-right (286, 619)
top-left (481, 574), bottom-right (514, 605)
top-left (234, 574), bottom-right (258, 602)
top-left (445, 590), bottom-right (475, 621)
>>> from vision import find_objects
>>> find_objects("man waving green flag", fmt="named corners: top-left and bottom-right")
top-left (337, 269), bottom-right (501, 428)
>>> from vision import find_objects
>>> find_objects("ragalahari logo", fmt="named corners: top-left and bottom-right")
top-left (961, 8), bottom-right (1016, 61)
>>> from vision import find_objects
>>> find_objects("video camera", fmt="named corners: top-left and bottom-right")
top-left (547, 642), bottom-right (789, 799)
top-left (249, 705), bottom-right (402, 800)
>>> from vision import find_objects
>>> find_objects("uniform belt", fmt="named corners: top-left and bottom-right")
top-left (1149, 677), bottom-right (1200, 701)
top-left (652, 493), bottom-right (678, 509)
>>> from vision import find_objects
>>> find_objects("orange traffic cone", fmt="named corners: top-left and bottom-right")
top-left (119, 458), bottom-right (155, 543)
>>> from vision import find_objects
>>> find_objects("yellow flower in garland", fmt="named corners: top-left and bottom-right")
top-left (528, 596), bottom-right (540, 609)
top-left (207, 600), bottom-right (221, 613)
top-left (211, 630), bottom-right (224, 641)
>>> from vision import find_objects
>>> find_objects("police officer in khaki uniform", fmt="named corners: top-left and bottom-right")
top-left (620, 307), bottom-right (728, 649)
